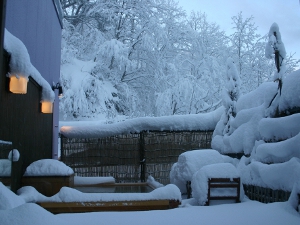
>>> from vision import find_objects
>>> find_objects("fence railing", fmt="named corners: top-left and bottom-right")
top-left (60, 130), bottom-right (213, 185)
top-left (243, 184), bottom-right (291, 203)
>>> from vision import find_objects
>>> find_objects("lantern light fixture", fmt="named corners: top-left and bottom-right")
top-left (52, 82), bottom-right (63, 98)
top-left (41, 101), bottom-right (53, 113)
top-left (9, 75), bottom-right (28, 94)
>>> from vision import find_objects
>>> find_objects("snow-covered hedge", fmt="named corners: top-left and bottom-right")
top-left (212, 69), bottom-right (300, 160)
top-left (238, 157), bottom-right (300, 191)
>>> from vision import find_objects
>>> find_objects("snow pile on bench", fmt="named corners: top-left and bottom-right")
top-left (191, 163), bottom-right (239, 206)
top-left (24, 159), bottom-right (74, 176)
top-left (170, 149), bottom-right (224, 192)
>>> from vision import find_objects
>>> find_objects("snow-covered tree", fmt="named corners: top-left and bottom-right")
top-left (223, 57), bottom-right (241, 135)
top-left (229, 12), bottom-right (273, 93)
top-left (59, 3), bottom-right (299, 120)
top-left (265, 22), bottom-right (286, 94)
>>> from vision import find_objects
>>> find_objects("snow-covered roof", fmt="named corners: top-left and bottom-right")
top-left (60, 107), bottom-right (223, 138)
top-left (3, 29), bottom-right (55, 102)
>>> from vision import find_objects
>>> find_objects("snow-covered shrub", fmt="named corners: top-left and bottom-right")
top-left (278, 69), bottom-right (300, 115)
top-left (238, 157), bottom-right (300, 191)
top-left (223, 57), bottom-right (241, 135)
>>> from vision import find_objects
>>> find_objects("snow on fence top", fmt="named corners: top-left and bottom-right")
top-left (4, 29), bottom-right (55, 102)
top-left (60, 107), bottom-right (223, 138)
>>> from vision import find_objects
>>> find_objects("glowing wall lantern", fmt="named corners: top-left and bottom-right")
top-left (9, 75), bottom-right (28, 94)
top-left (41, 101), bottom-right (53, 114)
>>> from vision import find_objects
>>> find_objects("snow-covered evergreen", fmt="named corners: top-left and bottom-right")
top-left (222, 58), bottom-right (241, 135)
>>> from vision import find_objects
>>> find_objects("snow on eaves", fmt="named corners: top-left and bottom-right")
top-left (3, 29), bottom-right (55, 102)
top-left (60, 107), bottom-right (223, 138)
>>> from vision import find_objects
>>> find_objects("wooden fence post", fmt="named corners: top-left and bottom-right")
top-left (139, 131), bottom-right (145, 182)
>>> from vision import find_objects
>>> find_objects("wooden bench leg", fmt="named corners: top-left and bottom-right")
top-left (186, 181), bottom-right (192, 199)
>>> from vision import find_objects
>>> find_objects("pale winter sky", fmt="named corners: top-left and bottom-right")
top-left (177, 0), bottom-right (300, 61)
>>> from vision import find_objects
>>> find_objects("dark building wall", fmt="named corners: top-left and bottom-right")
top-left (0, 51), bottom-right (53, 191)
top-left (5, 0), bottom-right (63, 158)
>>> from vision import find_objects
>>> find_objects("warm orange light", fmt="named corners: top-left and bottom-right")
top-left (41, 101), bottom-right (53, 113)
top-left (9, 76), bottom-right (28, 94)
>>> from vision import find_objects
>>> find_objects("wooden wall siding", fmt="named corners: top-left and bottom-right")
top-left (61, 130), bottom-right (213, 185)
top-left (5, 0), bottom-right (63, 158)
top-left (0, 52), bottom-right (53, 191)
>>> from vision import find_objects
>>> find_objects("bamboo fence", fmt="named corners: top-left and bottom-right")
top-left (60, 130), bottom-right (213, 185)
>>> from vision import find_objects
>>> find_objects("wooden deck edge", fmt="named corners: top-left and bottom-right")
top-left (38, 199), bottom-right (181, 213)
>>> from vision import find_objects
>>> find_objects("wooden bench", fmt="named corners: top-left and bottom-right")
top-left (206, 178), bottom-right (240, 206)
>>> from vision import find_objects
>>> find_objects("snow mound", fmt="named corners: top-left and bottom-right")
top-left (0, 159), bottom-right (11, 176)
top-left (17, 186), bottom-right (60, 203)
top-left (0, 203), bottom-right (70, 225)
top-left (170, 149), bottom-right (224, 192)
top-left (24, 159), bottom-right (74, 176)
top-left (191, 163), bottom-right (239, 205)
top-left (0, 182), bottom-right (25, 210)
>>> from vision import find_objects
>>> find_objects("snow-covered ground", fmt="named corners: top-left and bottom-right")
top-left (0, 196), bottom-right (299, 225)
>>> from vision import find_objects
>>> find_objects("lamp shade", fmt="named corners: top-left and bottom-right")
top-left (41, 101), bottom-right (53, 113)
top-left (9, 75), bottom-right (28, 94)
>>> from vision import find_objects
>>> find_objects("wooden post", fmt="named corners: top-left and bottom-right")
top-left (139, 131), bottom-right (145, 182)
